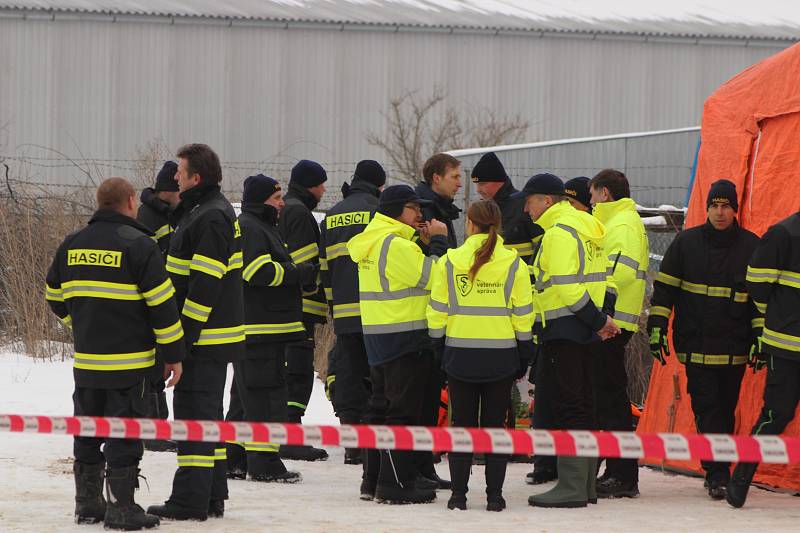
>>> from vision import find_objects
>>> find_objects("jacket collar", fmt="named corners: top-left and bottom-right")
top-left (89, 209), bottom-right (154, 236)
top-left (241, 201), bottom-right (279, 225)
top-left (416, 181), bottom-right (461, 220)
top-left (140, 187), bottom-right (171, 216)
top-left (491, 179), bottom-right (517, 204)
top-left (534, 200), bottom-right (572, 232)
top-left (372, 212), bottom-right (416, 240)
top-left (342, 180), bottom-right (381, 199)
top-left (702, 218), bottom-right (739, 247)
top-left (287, 182), bottom-right (319, 210)
top-left (592, 197), bottom-right (636, 224)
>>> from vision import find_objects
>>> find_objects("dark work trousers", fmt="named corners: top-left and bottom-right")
top-left (415, 350), bottom-right (445, 477)
top-left (224, 378), bottom-right (247, 472)
top-left (333, 333), bottom-right (371, 424)
top-left (750, 354), bottom-right (800, 437)
top-left (448, 376), bottom-right (513, 496)
top-left (684, 362), bottom-right (746, 483)
top-left (363, 351), bottom-right (433, 487)
top-left (285, 322), bottom-right (316, 422)
top-left (531, 349), bottom-right (556, 473)
top-left (362, 358), bottom-right (388, 486)
top-left (167, 359), bottom-right (228, 513)
top-left (235, 343), bottom-right (288, 473)
top-left (541, 340), bottom-right (596, 431)
top-left (593, 330), bottom-right (638, 482)
top-left (73, 381), bottom-right (148, 468)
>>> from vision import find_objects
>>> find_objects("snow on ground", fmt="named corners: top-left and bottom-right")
top-left (1, 351), bottom-right (798, 532)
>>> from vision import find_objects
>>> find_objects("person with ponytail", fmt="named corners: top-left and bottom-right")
top-left (427, 199), bottom-right (535, 512)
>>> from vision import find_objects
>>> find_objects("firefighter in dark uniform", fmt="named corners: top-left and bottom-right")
top-left (727, 210), bottom-right (800, 508)
top-left (231, 174), bottom-right (319, 481)
top-left (46, 177), bottom-right (184, 530)
top-left (136, 160), bottom-right (181, 452)
top-left (147, 144), bottom-right (245, 521)
top-left (319, 160), bottom-right (386, 465)
top-left (277, 159), bottom-right (329, 462)
top-left (648, 179), bottom-right (761, 500)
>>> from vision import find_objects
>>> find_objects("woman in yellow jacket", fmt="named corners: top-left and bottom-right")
top-left (427, 200), bottom-right (535, 512)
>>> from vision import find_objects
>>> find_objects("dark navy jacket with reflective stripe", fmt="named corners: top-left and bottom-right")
top-left (46, 210), bottom-right (186, 388)
top-left (137, 187), bottom-right (172, 255)
top-left (167, 185), bottom-right (244, 363)
top-left (493, 179), bottom-right (544, 264)
top-left (239, 202), bottom-right (306, 345)
top-left (319, 181), bottom-right (380, 334)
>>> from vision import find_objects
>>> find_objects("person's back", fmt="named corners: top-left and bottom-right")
top-left (137, 161), bottom-right (180, 255)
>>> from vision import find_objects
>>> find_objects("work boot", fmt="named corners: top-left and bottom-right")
top-left (360, 449), bottom-right (380, 501)
top-left (144, 439), bottom-right (178, 453)
top-left (147, 502), bottom-right (207, 522)
top-left (596, 475), bottom-right (639, 499)
top-left (104, 466), bottom-right (160, 530)
top-left (529, 456), bottom-right (589, 508)
top-left (586, 458), bottom-right (598, 504)
top-left (226, 443), bottom-right (247, 480)
top-left (74, 461), bottom-right (106, 524)
top-left (707, 471), bottom-right (729, 501)
top-left (375, 450), bottom-right (436, 504)
top-left (248, 452), bottom-right (301, 483)
top-left (415, 475), bottom-right (439, 491)
top-left (726, 463), bottom-right (758, 508)
top-left (485, 454), bottom-right (508, 512)
top-left (417, 452), bottom-right (452, 490)
top-left (279, 444), bottom-right (329, 462)
top-left (207, 499), bottom-right (224, 518)
top-left (447, 453), bottom-right (471, 510)
top-left (345, 448), bottom-right (363, 465)
top-left (525, 456), bottom-right (558, 485)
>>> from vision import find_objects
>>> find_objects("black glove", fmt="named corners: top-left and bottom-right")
top-left (748, 336), bottom-right (768, 373)
top-left (325, 374), bottom-right (336, 402)
top-left (648, 326), bottom-right (670, 365)
top-left (297, 262), bottom-right (319, 286)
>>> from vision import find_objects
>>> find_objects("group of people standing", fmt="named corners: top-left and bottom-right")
top-left (45, 143), bottom-right (800, 529)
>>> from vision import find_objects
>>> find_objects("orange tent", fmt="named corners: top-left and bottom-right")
top-left (638, 43), bottom-right (800, 492)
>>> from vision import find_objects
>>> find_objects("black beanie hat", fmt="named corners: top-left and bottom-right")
top-left (377, 185), bottom-right (432, 218)
top-left (155, 161), bottom-right (179, 192)
top-left (564, 177), bottom-right (592, 210)
top-left (471, 152), bottom-right (507, 183)
top-left (290, 160), bottom-right (327, 188)
top-left (707, 179), bottom-right (738, 212)
top-left (353, 160), bottom-right (386, 188)
top-left (243, 174), bottom-right (281, 204)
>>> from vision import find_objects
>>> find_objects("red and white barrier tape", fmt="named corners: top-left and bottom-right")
top-left (2, 415), bottom-right (799, 464)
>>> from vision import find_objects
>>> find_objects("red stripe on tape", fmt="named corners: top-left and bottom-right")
top-left (319, 425), bottom-right (340, 447)
top-left (686, 434), bottom-right (713, 462)
top-left (184, 421), bottom-right (204, 443)
top-left (153, 419), bottom-right (172, 440)
top-left (550, 431), bottom-right (577, 457)
top-left (467, 428), bottom-right (492, 454)
top-left (285, 423), bottom-right (304, 446)
top-left (431, 427), bottom-right (453, 453)
top-left (509, 430), bottom-right (533, 456)
top-left (639, 432), bottom-right (667, 460)
top-left (66, 416), bottom-right (81, 437)
top-left (123, 418), bottom-right (141, 440)
top-left (94, 416), bottom-right (110, 438)
top-left (36, 415), bottom-right (52, 434)
top-left (734, 435), bottom-right (763, 463)
top-left (594, 431), bottom-right (621, 458)
top-left (355, 425), bottom-right (376, 450)
top-left (785, 436), bottom-right (800, 464)
top-left (391, 426), bottom-right (414, 450)
top-left (9, 415), bottom-right (24, 432)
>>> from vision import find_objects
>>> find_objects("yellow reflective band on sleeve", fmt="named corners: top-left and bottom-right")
top-left (45, 284), bottom-right (64, 302)
top-left (324, 287), bottom-right (333, 301)
top-left (73, 349), bottom-right (156, 371)
top-left (245, 322), bottom-right (305, 336)
top-left (227, 251), bottom-right (243, 271)
top-left (655, 271), bottom-right (681, 287)
top-left (190, 253), bottom-right (227, 279)
top-left (745, 266), bottom-right (780, 284)
top-left (505, 242), bottom-right (534, 257)
top-left (242, 442), bottom-right (280, 453)
top-left (291, 242), bottom-right (319, 264)
top-left (142, 278), bottom-right (175, 307)
top-left (754, 300), bottom-right (767, 313)
top-left (320, 257), bottom-right (328, 271)
top-left (302, 299), bottom-right (328, 317)
top-left (154, 224), bottom-right (171, 241)
top-left (153, 320), bottom-right (184, 344)
top-left (194, 325), bottom-right (246, 346)
top-left (62, 280), bottom-right (143, 301)
top-left (762, 327), bottom-right (800, 352)
top-left (269, 263), bottom-right (285, 287)
top-left (650, 305), bottom-right (672, 319)
top-left (214, 448), bottom-right (227, 461)
top-left (333, 302), bottom-right (361, 319)
top-left (242, 254), bottom-right (272, 282)
top-left (751, 317), bottom-right (765, 329)
top-left (61, 314), bottom-right (73, 327)
top-left (182, 298), bottom-right (212, 322)
top-left (177, 454), bottom-right (215, 468)
top-left (324, 242), bottom-right (350, 261)
top-left (166, 255), bottom-right (191, 276)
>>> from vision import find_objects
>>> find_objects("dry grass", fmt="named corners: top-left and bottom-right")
top-left (313, 319), bottom-right (335, 381)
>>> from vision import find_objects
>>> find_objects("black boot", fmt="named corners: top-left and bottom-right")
top-left (143, 439), bottom-right (178, 453)
top-left (707, 470), bottom-right (730, 501)
top-left (485, 454), bottom-right (508, 512)
top-left (526, 456), bottom-right (558, 485)
top-left (248, 452), bottom-right (302, 483)
top-left (417, 452), bottom-right (452, 490)
top-left (726, 463), bottom-right (758, 508)
top-left (104, 466), bottom-right (160, 530)
top-left (74, 461), bottom-right (106, 524)
top-left (345, 448), bottom-right (363, 465)
top-left (279, 444), bottom-right (329, 462)
top-left (360, 449), bottom-right (380, 501)
top-left (447, 453), bottom-right (471, 511)
top-left (375, 450), bottom-right (436, 504)
top-left (226, 443), bottom-right (247, 480)
top-left (207, 499), bottom-right (224, 518)
top-left (147, 502), bottom-right (207, 522)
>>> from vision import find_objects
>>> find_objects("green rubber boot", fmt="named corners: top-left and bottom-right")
top-left (586, 457), bottom-right (597, 504)
top-left (528, 456), bottom-right (589, 508)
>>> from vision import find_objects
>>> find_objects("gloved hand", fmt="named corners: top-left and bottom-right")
top-left (297, 262), bottom-right (319, 286)
top-left (515, 358), bottom-right (531, 380)
top-left (649, 326), bottom-right (670, 365)
top-left (748, 337), bottom-right (768, 373)
top-left (325, 374), bottom-right (336, 402)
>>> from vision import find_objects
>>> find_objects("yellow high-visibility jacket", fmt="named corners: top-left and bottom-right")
top-left (427, 233), bottom-right (534, 382)
top-left (532, 200), bottom-right (612, 344)
top-left (593, 198), bottom-right (649, 332)
top-left (347, 212), bottom-right (445, 365)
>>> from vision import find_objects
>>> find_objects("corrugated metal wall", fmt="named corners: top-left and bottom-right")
top-left (0, 18), bottom-right (786, 206)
